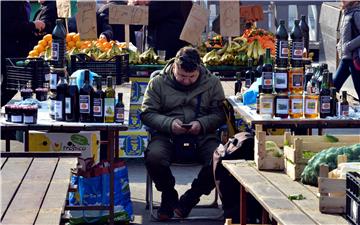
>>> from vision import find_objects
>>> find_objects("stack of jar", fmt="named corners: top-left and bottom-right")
top-left (5, 104), bottom-right (38, 124)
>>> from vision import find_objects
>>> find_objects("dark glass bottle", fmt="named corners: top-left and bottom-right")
top-left (55, 73), bottom-right (68, 121)
top-left (51, 19), bottom-right (66, 68)
top-left (245, 58), bottom-right (254, 88)
top-left (290, 20), bottom-right (303, 68)
top-left (340, 91), bottom-right (349, 117)
top-left (48, 67), bottom-right (61, 120)
top-left (79, 70), bottom-right (94, 122)
top-left (114, 93), bottom-right (125, 123)
top-left (234, 72), bottom-right (242, 95)
top-left (256, 85), bottom-right (262, 114)
top-left (261, 48), bottom-right (273, 94)
top-left (20, 81), bottom-right (33, 100)
top-left (299, 15), bottom-right (309, 58)
top-left (35, 83), bottom-right (49, 101)
top-left (275, 20), bottom-right (289, 67)
top-left (330, 87), bottom-right (338, 117)
top-left (104, 76), bottom-right (115, 123)
top-left (93, 78), bottom-right (105, 122)
top-left (65, 77), bottom-right (79, 122)
top-left (274, 67), bottom-right (288, 93)
top-left (275, 93), bottom-right (289, 118)
top-left (319, 71), bottom-right (331, 118)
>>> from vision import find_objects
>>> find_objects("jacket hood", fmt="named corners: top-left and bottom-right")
top-left (159, 58), bottom-right (214, 92)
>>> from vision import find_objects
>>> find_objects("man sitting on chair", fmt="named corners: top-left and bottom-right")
top-left (141, 47), bottom-right (226, 220)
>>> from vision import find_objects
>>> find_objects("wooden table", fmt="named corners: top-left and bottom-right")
top-left (222, 160), bottom-right (348, 225)
top-left (1, 152), bottom-right (78, 225)
top-left (1, 112), bottom-right (128, 225)
top-left (227, 96), bottom-right (360, 135)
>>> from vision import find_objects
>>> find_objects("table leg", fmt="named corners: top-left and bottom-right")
top-left (318, 128), bottom-right (323, 135)
top-left (115, 130), bottom-right (119, 159)
top-left (6, 138), bottom-right (10, 152)
top-left (24, 130), bottom-right (29, 152)
top-left (261, 208), bottom-right (270, 224)
top-left (240, 184), bottom-right (247, 225)
top-left (108, 129), bottom-right (115, 225)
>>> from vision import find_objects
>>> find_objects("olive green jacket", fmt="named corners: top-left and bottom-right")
top-left (140, 60), bottom-right (226, 137)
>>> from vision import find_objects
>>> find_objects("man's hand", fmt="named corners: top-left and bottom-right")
top-left (171, 119), bottom-right (188, 135)
top-left (33, 20), bottom-right (45, 32)
top-left (187, 121), bottom-right (202, 135)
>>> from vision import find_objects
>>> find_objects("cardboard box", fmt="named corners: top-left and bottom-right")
top-left (119, 131), bottom-right (147, 158)
top-left (129, 104), bottom-right (145, 131)
top-left (29, 131), bottom-right (100, 162)
top-left (130, 77), bottom-right (149, 105)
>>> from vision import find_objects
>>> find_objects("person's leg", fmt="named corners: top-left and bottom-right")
top-left (333, 59), bottom-right (352, 92)
top-left (349, 61), bottom-right (360, 99)
top-left (175, 136), bottom-right (220, 218)
top-left (145, 135), bottom-right (178, 220)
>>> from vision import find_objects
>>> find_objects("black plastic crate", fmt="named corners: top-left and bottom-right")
top-left (6, 58), bottom-right (50, 90)
top-left (346, 172), bottom-right (360, 225)
top-left (70, 54), bottom-right (129, 85)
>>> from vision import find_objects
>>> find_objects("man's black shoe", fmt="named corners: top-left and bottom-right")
top-left (174, 190), bottom-right (200, 218)
top-left (157, 189), bottom-right (178, 221)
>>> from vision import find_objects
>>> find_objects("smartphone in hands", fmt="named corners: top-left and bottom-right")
top-left (181, 124), bottom-right (193, 129)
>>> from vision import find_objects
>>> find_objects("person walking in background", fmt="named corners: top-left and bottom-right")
top-left (334, 0), bottom-right (360, 99)
top-left (141, 47), bottom-right (225, 220)
top-left (1, 1), bottom-right (46, 106)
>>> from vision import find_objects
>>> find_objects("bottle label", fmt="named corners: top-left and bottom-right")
top-left (24, 115), bottom-right (34, 124)
top-left (292, 73), bottom-right (303, 87)
top-left (11, 115), bottom-right (22, 123)
top-left (274, 72), bottom-right (288, 89)
top-left (115, 107), bottom-right (125, 123)
top-left (49, 74), bottom-right (57, 89)
top-left (276, 98), bottom-right (289, 114)
top-left (245, 79), bottom-right (252, 88)
top-left (292, 41), bottom-right (304, 59)
top-left (260, 98), bottom-right (274, 114)
top-left (93, 98), bottom-right (103, 117)
top-left (104, 98), bottom-right (115, 117)
top-left (340, 105), bottom-right (349, 116)
top-left (79, 95), bottom-right (90, 114)
top-left (49, 99), bottom-right (55, 116)
top-left (291, 98), bottom-right (303, 114)
top-left (305, 98), bottom-right (318, 114)
top-left (52, 42), bottom-right (59, 61)
top-left (262, 72), bottom-right (273, 90)
top-left (65, 97), bottom-right (71, 114)
top-left (320, 96), bottom-right (331, 113)
top-left (279, 41), bottom-right (289, 58)
top-left (55, 100), bottom-right (63, 120)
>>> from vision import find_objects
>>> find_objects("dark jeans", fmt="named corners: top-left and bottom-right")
top-left (145, 134), bottom-right (219, 196)
top-left (333, 58), bottom-right (360, 99)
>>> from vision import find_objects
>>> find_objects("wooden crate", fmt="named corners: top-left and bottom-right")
top-left (284, 134), bottom-right (359, 180)
top-left (225, 218), bottom-right (270, 225)
top-left (254, 125), bottom-right (285, 170)
top-left (318, 157), bottom-right (347, 214)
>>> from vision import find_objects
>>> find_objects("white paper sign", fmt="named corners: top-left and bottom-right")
top-left (76, 0), bottom-right (97, 40)
top-left (220, 1), bottom-right (240, 37)
top-left (56, 0), bottom-right (70, 18)
top-left (109, 5), bottom-right (148, 25)
top-left (180, 4), bottom-right (209, 46)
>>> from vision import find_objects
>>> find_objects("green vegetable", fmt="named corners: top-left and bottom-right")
top-left (265, 141), bottom-right (283, 158)
top-left (288, 194), bottom-right (305, 201)
top-left (302, 151), bottom-right (316, 160)
top-left (324, 134), bottom-right (339, 143)
top-left (301, 144), bottom-right (360, 186)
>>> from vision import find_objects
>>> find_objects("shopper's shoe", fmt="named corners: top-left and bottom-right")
top-left (157, 189), bottom-right (178, 221)
top-left (174, 190), bottom-right (200, 218)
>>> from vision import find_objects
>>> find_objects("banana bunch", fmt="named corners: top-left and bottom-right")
top-left (105, 44), bottom-right (122, 59)
top-left (226, 40), bottom-right (248, 55)
top-left (246, 39), bottom-right (264, 60)
top-left (234, 52), bottom-right (248, 66)
top-left (139, 48), bottom-right (159, 64)
top-left (220, 52), bottom-right (235, 65)
top-left (122, 49), bottom-right (141, 64)
top-left (202, 49), bottom-right (220, 66)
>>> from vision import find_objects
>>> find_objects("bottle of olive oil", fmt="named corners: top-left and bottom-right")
top-left (104, 76), bottom-right (115, 123)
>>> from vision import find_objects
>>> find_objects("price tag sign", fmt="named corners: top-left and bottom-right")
top-left (220, 1), bottom-right (240, 37)
top-left (240, 5), bottom-right (264, 22)
top-left (109, 5), bottom-right (148, 25)
top-left (56, 0), bottom-right (70, 18)
top-left (180, 4), bottom-right (209, 46)
top-left (76, 0), bottom-right (97, 40)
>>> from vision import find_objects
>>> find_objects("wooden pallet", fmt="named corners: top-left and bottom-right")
top-left (254, 125), bottom-right (285, 170)
top-left (283, 134), bottom-right (359, 180)
top-left (317, 156), bottom-right (347, 214)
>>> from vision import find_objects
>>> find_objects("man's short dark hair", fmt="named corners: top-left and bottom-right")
top-left (174, 47), bottom-right (201, 72)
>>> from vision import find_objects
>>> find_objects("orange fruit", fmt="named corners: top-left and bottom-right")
top-left (67, 41), bottom-right (75, 48)
top-left (76, 40), bottom-right (82, 48)
top-left (66, 34), bottom-right (72, 43)
top-left (43, 34), bottom-right (52, 42)
top-left (73, 33), bottom-right (80, 43)
top-left (29, 49), bottom-right (39, 57)
top-left (34, 45), bottom-right (44, 53)
top-left (38, 39), bottom-right (47, 48)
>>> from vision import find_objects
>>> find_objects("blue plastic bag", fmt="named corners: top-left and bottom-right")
top-left (70, 69), bottom-right (100, 90)
top-left (243, 77), bottom-right (261, 105)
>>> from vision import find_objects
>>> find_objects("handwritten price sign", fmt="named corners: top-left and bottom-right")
top-left (109, 5), bottom-right (148, 25)
top-left (56, 0), bottom-right (70, 18)
top-left (76, 0), bottom-right (97, 40)
top-left (220, 1), bottom-right (240, 37)
top-left (240, 5), bottom-right (264, 22)
top-left (180, 4), bottom-right (209, 46)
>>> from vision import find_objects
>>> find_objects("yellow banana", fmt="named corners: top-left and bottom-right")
top-left (247, 41), bottom-right (254, 58)
top-left (252, 40), bottom-right (259, 60)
